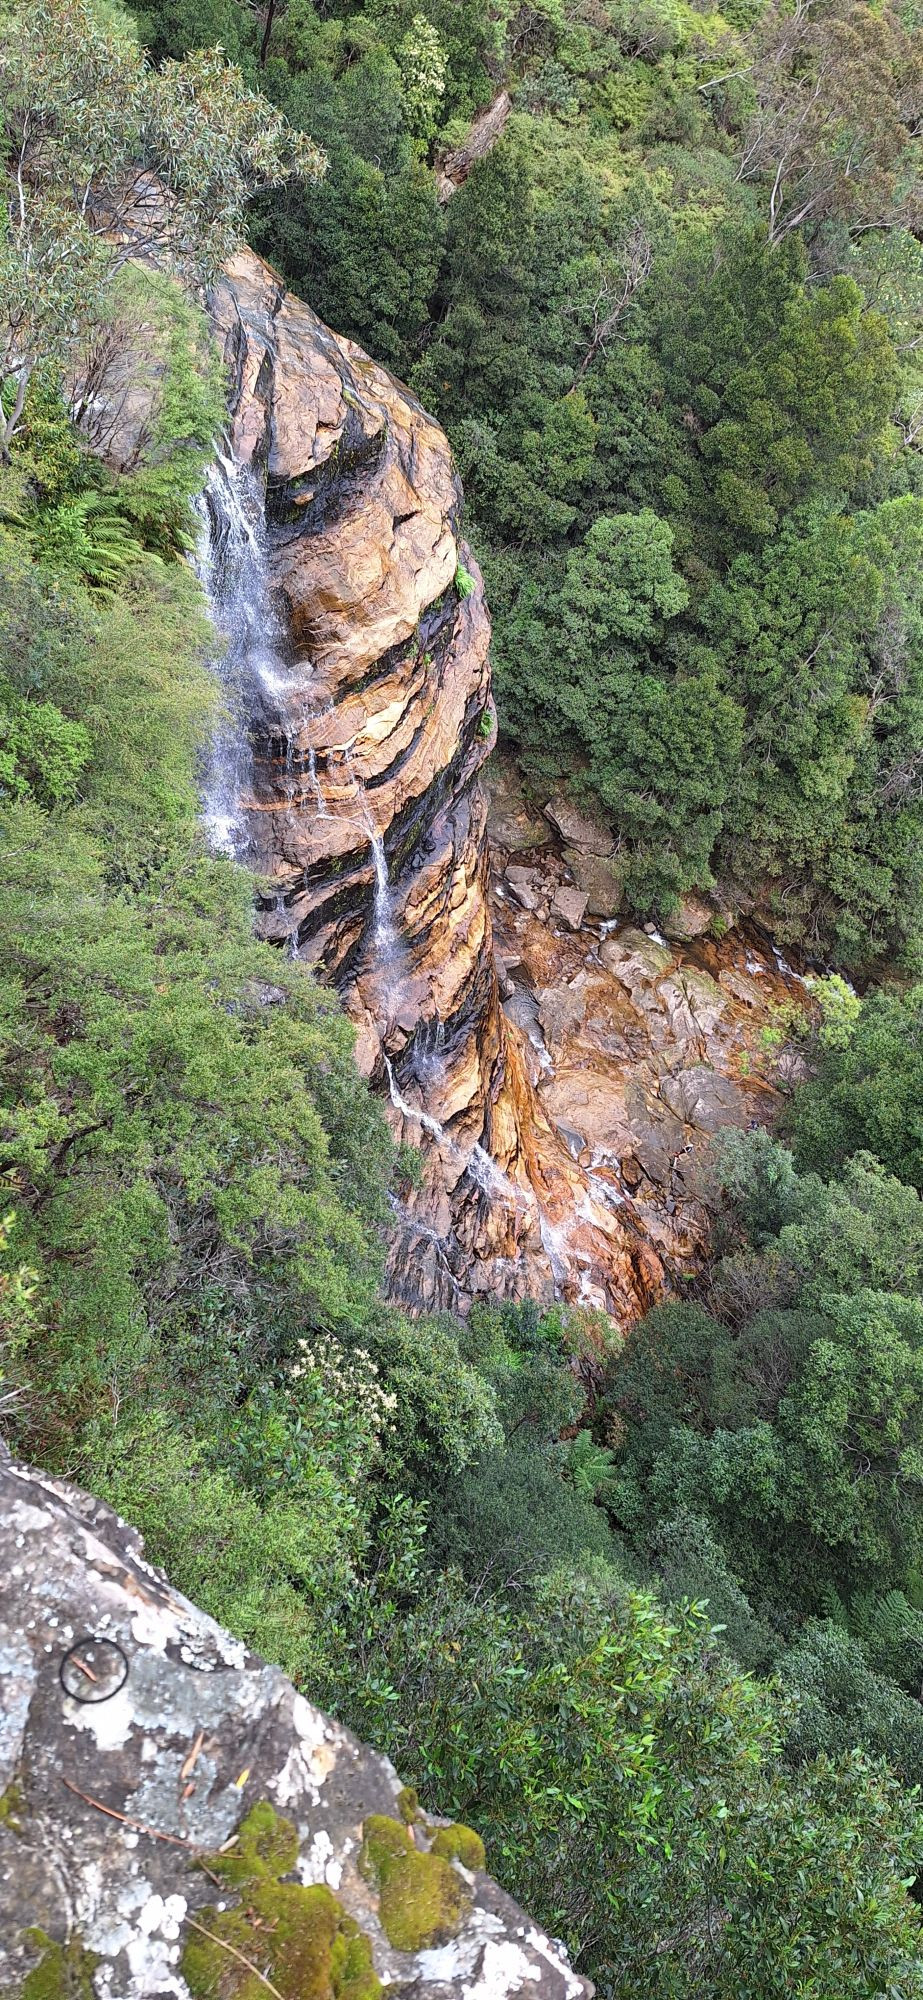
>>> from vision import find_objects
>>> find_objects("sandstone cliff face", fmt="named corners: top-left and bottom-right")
top-left (0, 1451), bottom-right (589, 1999)
top-left (207, 250), bottom-right (662, 1324)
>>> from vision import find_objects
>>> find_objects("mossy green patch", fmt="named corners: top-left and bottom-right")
top-left (429, 1824), bottom-right (486, 1872)
top-left (17, 1930), bottom-right (99, 2000)
top-left (0, 1781), bottom-right (25, 1834)
top-left (182, 1802), bottom-right (380, 2000)
top-left (396, 1786), bottom-right (421, 1825)
top-left (359, 1814), bottom-right (469, 1953)
top-left (203, 1797), bottom-right (299, 1885)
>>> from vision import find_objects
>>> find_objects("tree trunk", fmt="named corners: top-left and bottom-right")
top-left (260, 0), bottom-right (278, 67)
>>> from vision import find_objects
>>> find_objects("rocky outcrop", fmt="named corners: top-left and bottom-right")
top-left (0, 1451), bottom-right (589, 2000)
top-left (435, 94), bottom-right (512, 202)
top-left (207, 250), bottom-right (662, 1324)
top-left (489, 761), bottom-right (812, 1276)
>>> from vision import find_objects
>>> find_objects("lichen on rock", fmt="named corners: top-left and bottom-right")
top-left (0, 1451), bottom-right (590, 2000)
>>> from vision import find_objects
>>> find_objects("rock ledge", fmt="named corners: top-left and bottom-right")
top-left (0, 1452), bottom-right (589, 2000)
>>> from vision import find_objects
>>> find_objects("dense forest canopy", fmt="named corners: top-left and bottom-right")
top-left (116, 0), bottom-right (923, 974)
top-left (7, 1), bottom-right (923, 1994)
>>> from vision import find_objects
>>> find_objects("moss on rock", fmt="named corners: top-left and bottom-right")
top-left (181, 1803), bottom-right (380, 2000)
top-left (0, 1783), bottom-right (25, 1835)
top-left (16, 1931), bottom-right (99, 2000)
top-left (429, 1824), bottom-right (486, 1872)
top-left (359, 1815), bottom-right (469, 1953)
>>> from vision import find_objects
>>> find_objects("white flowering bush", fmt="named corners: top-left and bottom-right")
top-left (216, 1334), bottom-right (396, 1574)
top-left (288, 1332), bottom-right (397, 1489)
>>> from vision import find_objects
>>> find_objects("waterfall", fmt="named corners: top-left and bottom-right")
top-left (195, 450), bottom-right (328, 935)
top-left (385, 1055), bottom-right (522, 1215)
top-left (194, 450), bottom-right (271, 859)
top-left (195, 448), bottom-right (555, 1290)
top-left (383, 1056), bottom-right (447, 1142)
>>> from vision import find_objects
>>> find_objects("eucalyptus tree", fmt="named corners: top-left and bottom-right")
top-left (0, 0), bottom-right (325, 453)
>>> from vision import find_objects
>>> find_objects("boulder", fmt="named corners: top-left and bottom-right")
top-left (659, 969), bottom-right (726, 1043)
top-left (505, 865), bottom-right (543, 913)
top-left (539, 978), bottom-right (588, 1047)
top-left (552, 885), bottom-right (590, 931)
top-left (659, 1065), bottom-right (750, 1132)
top-left (601, 929), bottom-right (674, 997)
top-left (0, 1452), bottom-right (590, 2000)
top-left (718, 966), bottom-right (764, 1009)
top-left (485, 759), bottom-right (551, 854)
top-left (544, 797), bottom-right (615, 856)
top-left (662, 894), bottom-right (714, 943)
top-left (562, 848), bottom-right (624, 919)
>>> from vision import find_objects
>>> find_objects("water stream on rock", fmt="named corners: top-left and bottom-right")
top-left (194, 450), bottom-right (267, 861)
top-left (196, 450), bottom-right (527, 1251)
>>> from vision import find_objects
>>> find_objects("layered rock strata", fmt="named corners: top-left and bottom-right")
top-left (208, 250), bottom-right (662, 1323)
top-left (0, 1450), bottom-right (589, 2000)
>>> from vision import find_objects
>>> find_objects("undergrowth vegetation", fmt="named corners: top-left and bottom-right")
top-left (6, 3), bottom-right (923, 1994)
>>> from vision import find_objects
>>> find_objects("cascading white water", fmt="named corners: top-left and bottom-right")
top-left (369, 826), bottom-right (395, 956)
top-left (383, 1056), bottom-right (447, 1142)
top-left (195, 450), bottom-right (329, 943)
top-left (194, 450), bottom-right (271, 859)
top-left (384, 1056), bottom-right (522, 1212)
top-left (195, 450), bottom-right (559, 1290)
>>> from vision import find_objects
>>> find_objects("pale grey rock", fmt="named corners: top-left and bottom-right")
top-left (659, 1065), bottom-right (750, 1132)
top-left (544, 799), bottom-right (614, 857)
top-left (505, 866), bottom-right (542, 913)
top-left (551, 886), bottom-right (589, 931)
top-left (0, 1451), bottom-right (591, 2000)
top-left (600, 929), bottom-right (674, 999)
top-left (538, 979), bottom-right (588, 1048)
top-left (561, 849), bottom-right (623, 919)
top-left (661, 895), bottom-right (713, 943)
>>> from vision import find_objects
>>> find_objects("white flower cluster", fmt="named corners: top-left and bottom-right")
top-left (289, 1333), bottom-right (397, 1446)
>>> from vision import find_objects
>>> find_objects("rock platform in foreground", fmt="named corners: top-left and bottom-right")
top-left (0, 1451), bottom-right (589, 2000)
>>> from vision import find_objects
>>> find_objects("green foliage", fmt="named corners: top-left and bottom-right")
top-left (0, 681), bottom-right (89, 807)
top-left (494, 509), bottom-right (742, 908)
top-left (779, 1620), bottom-right (923, 1784)
top-left (121, 0), bottom-right (923, 969)
top-left (604, 1103), bottom-right (923, 1786)
top-left (791, 984), bottom-right (923, 1189)
top-left (330, 1565), bottom-right (923, 1996)
top-left (6, 8), bottom-right (923, 1996)
top-left (32, 492), bottom-right (147, 591)
top-left (0, 0), bottom-right (323, 453)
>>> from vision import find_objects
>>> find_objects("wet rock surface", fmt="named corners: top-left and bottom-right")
top-left (488, 760), bottom-right (812, 1278)
top-left (0, 1451), bottom-right (590, 2000)
top-left (207, 250), bottom-right (663, 1325)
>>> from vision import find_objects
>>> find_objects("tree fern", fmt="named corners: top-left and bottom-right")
top-left (33, 491), bottom-right (149, 594)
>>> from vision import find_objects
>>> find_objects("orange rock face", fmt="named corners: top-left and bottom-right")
top-left (489, 758), bottom-right (814, 1279)
top-left (209, 250), bottom-right (663, 1323)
